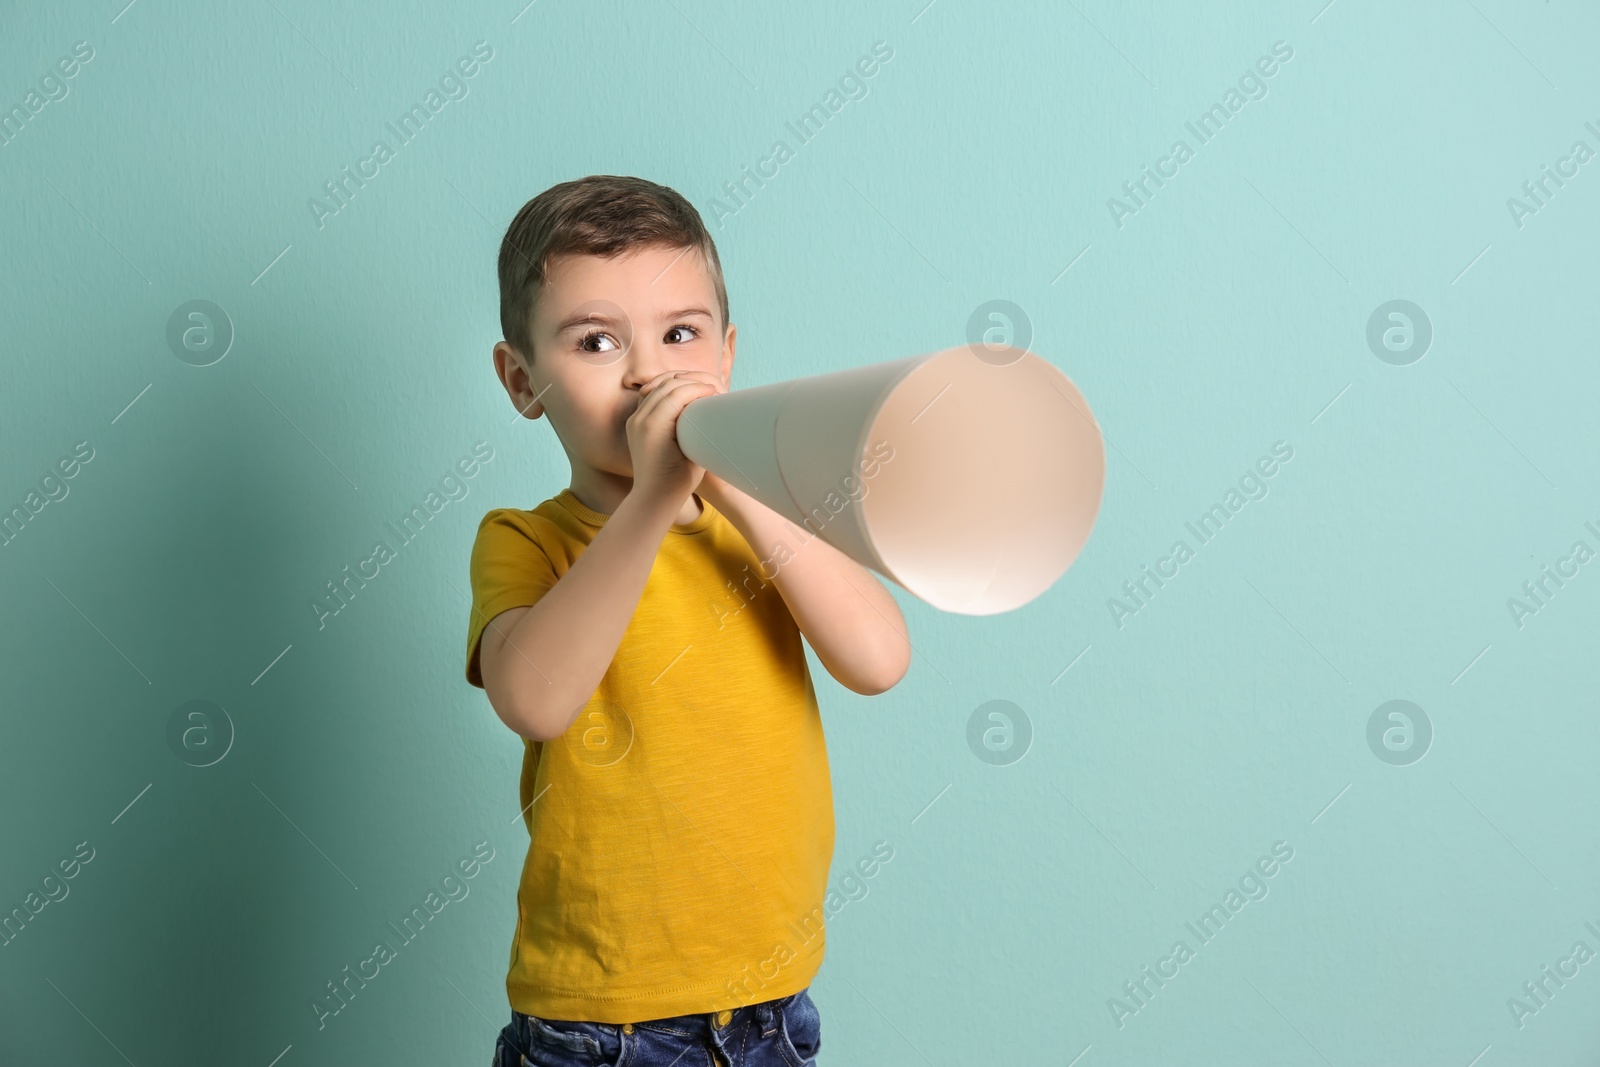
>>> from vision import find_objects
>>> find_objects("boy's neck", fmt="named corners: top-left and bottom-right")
top-left (566, 471), bottom-right (704, 526)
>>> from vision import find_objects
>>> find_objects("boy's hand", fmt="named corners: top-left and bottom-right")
top-left (625, 369), bottom-right (726, 507)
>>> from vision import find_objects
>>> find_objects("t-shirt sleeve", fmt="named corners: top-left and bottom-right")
top-left (465, 509), bottom-right (562, 689)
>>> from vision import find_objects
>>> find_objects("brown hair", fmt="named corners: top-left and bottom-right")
top-left (497, 174), bottom-right (729, 364)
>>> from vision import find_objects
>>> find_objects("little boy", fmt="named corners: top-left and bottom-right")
top-left (465, 174), bottom-right (911, 1067)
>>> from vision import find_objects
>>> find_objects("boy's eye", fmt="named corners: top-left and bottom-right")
top-left (577, 329), bottom-right (619, 353)
top-left (665, 325), bottom-right (699, 344)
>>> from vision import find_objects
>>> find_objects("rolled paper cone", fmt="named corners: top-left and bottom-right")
top-left (675, 345), bottom-right (1105, 615)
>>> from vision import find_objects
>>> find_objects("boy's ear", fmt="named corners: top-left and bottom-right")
top-left (493, 340), bottom-right (543, 420)
top-left (720, 322), bottom-right (736, 387)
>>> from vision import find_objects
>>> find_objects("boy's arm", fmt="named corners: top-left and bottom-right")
top-left (480, 369), bottom-right (720, 741)
top-left (478, 487), bottom-right (684, 741)
top-left (699, 473), bottom-right (911, 696)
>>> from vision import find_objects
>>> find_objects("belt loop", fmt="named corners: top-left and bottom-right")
top-left (755, 1000), bottom-right (776, 1030)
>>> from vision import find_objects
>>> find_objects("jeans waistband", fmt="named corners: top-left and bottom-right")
top-left (630, 990), bottom-right (792, 1034)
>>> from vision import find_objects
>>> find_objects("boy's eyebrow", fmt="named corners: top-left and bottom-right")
top-left (552, 306), bottom-right (714, 334)
top-left (658, 306), bottom-right (714, 322)
top-left (553, 310), bottom-right (621, 335)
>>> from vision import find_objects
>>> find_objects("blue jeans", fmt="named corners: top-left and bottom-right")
top-left (491, 988), bottom-right (821, 1067)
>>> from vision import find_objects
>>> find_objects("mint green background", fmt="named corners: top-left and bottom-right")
top-left (3, 1), bottom-right (1598, 1064)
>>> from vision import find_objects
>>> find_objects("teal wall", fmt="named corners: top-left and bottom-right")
top-left (3, 0), bottom-right (1598, 1063)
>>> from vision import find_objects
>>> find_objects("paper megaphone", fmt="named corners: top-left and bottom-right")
top-left (676, 345), bottom-right (1105, 615)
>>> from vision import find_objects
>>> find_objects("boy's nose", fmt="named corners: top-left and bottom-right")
top-left (621, 340), bottom-right (678, 391)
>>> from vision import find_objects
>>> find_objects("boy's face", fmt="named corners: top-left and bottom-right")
top-left (493, 242), bottom-right (736, 482)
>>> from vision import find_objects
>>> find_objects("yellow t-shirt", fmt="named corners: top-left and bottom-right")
top-left (464, 488), bottom-right (835, 1022)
